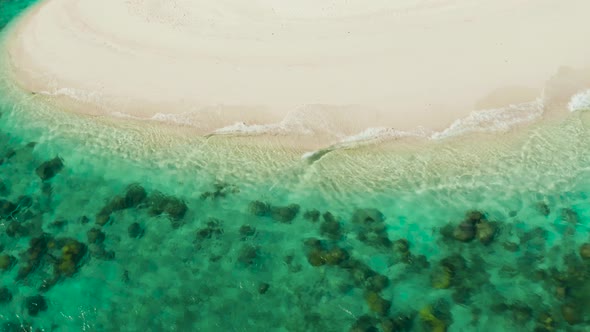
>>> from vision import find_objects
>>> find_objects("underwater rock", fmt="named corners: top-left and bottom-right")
top-left (579, 243), bottom-right (590, 259)
top-left (561, 208), bottom-right (579, 224)
top-left (561, 303), bottom-right (582, 325)
top-left (128, 222), bottom-right (144, 238)
top-left (0, 287), bottom-right (12, 303)
top-left (95, 212), bottom-right (111, 226)
top-left (320, 213), bottom-right (341, 239)
top-left (381, 315), bottom-right (414, 332)
top-left (200, 182), bottom-right (238, 200)
top-left (503, 242), bottom-right (519, 252)
top-left (536, 202), bottom-right (550, 216)
top-left (365, 291), bottom-right (391, 316)
top-left (248, 200), bottom-right (270, 217)
top-left (238, 245), bottom-right (258, 266)
top-left (16, 195), bottom-right (32, 210)
top-left (17, 234), bottom-right (51, 280)
top-left (343, 259), bottom-right (377, 288)
top-left (239, 224), bottom-right (256, 239)
top-left (350, 315), bottom-right (378, 332)
top-left (306, 245), bottom-right (349, 267)
top-left (536, 312), bottom-right (556, 331)
top-left (431, 265), bottom-right (453, 289)
top-left (352, 208), bottom-right (384, 224)
top-left (271, 204), bottom-right (300, 223)
top-left (6, 221), bottom-right (28, 238)
top-left (258, 283), bottom-right (270, 294)
top-left (465, 210), bottom-right (486, 222)
top-left (392, 238), bottom-right (412, 263)
top-left (357, 223), bottom-right (391, 248)
top-left (452, 219), bottom-right (476, 242)
top-left (0, 199), bottom-right (17, 219)
top-left (512, 306), bottom-right (533, 324)
top-left (303, 209), bottom-right (320, 222)
top-left (323, 247), bottom-right (349, 266)
top-left (196, 219), bottom-right (224, 241)
top-left (54, 238), bottom-right (87, 277)
top-left (0, 180), bottom-right (7, 196)
top-left (419, 305), bottom-right (448, 332)
top-left (365, 274), bottom-right (389, 292)
top-left (89, 244), bottom-right (115, 261)
top-left (3, 149), bottom-right (15, 160)
top-left (48, 219), bottom-right (68, 230)
top-left (0, 254), bottom-right (16, 271)
top-left (26, 295), bottom-right (48, 316)
top-left (87, 228), bottom-right (106, 244)
top-left (145, 191), bottom-right (188, 221)
top-left (124, 184), bottom-right (147, 208)
top-left (476, 221), bottom-right (496, 245)
top-left (35, 157), bottom-right (64, 181)
top-left (307, 249), bottom-right (326, 267)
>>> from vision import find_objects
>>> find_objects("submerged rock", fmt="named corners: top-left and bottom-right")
top-left (365, 291), bottom-right (391, 316)
top-left (320, 212), bottom-right (341, 239)
top-left (6, 221), bottom-right (28, 238)
top-left (35, 157), bottom-right (64, 181)
top-left (536, 202), bottom-right (550, 216)
top-left (381, 315), bottom-right (414, 332)
top-left (419, 305), bottom-right (448, 332)
top-left (350, 315), bottom-right (378, 332)
top-left (238, 244), bottom-right (258, 266)
top-left (580, 243), bottom-right (590, 259)
top-left (0, 254), bottom-right (16, 271)
top-left (561, 303), bottom-right (582, 325)
top-left (148, 191), bottom-right (188, 220)
top-left (452, 220), bottom-right (476, 242)
top-left (0, 199), bottom-right (17, 219)
top-left (248, 200), bottom-right (270, 217)
top-left (476, 221), bottom-right (496, 245)
top-left (128, 222), bottom-right (144, 239)
top-left (239, 224), bottom-right (256, 239)
top-left (200, 182), bottom-right (238, 200)
top-left (271, 204), bottom-right (300, 223)
top-left (195, 219), bottom-right (224, 241)
top-left (17, 234), bottom-right (51, 280)
top-left (258, 283), bottom-right (270, 294)
top-left (0, 287), bottom-right (12, 303)
top-left (0, 180), bottom-right (7, 196)
top-left (365, 274), bottom-right (390, 292)
top-left (54, 238), bottom-right (87, 277)
top-left (303, 209), bottom-right (320, 222)
top-left (431, 265), bottom-right (453, 289)
top-left (87, 228), bottom-right (106, 244)
top-left (124, 184), bottom-right (147, 208)
top-left (352, 208), bottom-right (384, 224)
top-left (26, 295), bottom-right (48, 316)
top-left (561, 208), bottom-right (579, 224)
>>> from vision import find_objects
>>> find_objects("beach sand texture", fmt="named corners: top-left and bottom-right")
top-left (6, 0), bottom-right (590, 140)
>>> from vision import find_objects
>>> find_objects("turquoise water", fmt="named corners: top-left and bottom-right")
top-left (3, 1), bottom-right (590, 331)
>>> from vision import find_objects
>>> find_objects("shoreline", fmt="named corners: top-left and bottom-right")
top-left (4, 0), bottom-right (590, 149)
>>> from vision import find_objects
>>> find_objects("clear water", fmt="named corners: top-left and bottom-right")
top-left (3, 1), bottom-right (590, 331)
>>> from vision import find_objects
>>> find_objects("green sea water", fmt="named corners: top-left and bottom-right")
top-left (3, 1), bottom-right (590, 331)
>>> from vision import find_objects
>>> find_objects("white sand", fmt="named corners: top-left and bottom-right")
top-left (4, 0), bottom-right (590, 139)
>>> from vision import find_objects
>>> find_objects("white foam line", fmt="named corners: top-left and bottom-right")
top-left (568, 89), bottom-right (590, 112)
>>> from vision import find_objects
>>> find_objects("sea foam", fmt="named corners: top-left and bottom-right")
top-left (568, 89), bottom-right (590, 112)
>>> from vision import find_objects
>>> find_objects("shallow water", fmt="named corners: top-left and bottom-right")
top-left (3, 1), bottom-right (590, 331)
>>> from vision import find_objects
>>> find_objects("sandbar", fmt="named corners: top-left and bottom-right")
top-left (4, 0), bottom-right (590, 142)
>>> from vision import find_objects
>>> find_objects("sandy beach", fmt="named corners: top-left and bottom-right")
top-left (4, 0), bottom-right (590, 143)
